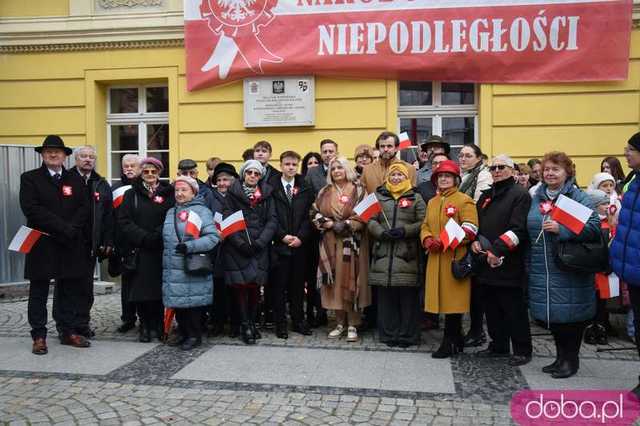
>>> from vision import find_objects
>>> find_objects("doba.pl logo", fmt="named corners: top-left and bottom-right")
top-left (511, 390), bottom-right (640, 425)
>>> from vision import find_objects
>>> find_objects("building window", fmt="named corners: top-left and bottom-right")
top-left (107, 85), bottom-right (169, 182)
top-left (398, 82), bottom-right (477, 160)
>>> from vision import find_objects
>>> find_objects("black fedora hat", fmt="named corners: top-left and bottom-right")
top-left (35, 135), bottom-right (72, 156)
top-left (420, 135), bottom-right (451, 155)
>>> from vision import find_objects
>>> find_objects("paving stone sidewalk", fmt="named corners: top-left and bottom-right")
top-left (0, 293), bottom-right (638, 425)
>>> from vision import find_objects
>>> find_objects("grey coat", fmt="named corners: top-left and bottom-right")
top-left (162, 198), bottom-right (220, 308)
top-left (368, 186), bottom-right (426, 287)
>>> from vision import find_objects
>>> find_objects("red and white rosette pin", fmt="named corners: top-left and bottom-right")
top-left (200, 0), bottom-right (283, 79)
top-left (444, 204), bottom-right (457, 218)
top-left (539, 200), bottom-right (554, 216)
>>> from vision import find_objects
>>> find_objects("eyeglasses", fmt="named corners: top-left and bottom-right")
top-left (489, 165), bottom-right (509, 172)
top-left (142, 169), bottom-right (158, 175)
top-left (245, 170), bottom-right (261, 177)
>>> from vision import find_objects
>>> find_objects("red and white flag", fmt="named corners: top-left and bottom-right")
top-left (112, 185), bottom-right (132, 208)
top-left (353, 193), bottom-right (382, 222)
top-left (185, 210), bottom-right (203, 238)
top-left (499, 230), bottom-right (520, 251)
top-left (213, 212), bottom-right (223, 232)
top-left (596, 272), bottom-right (620, 299)
top-left (398, 132), bottom-right (412, 150)
top-left (8, 226), bottom-right (45, 254)
top-left (440, 218), bottom-right (466, 251)
top-left (550, 194), bottom-right (594, 235)
top-left (220, 210), bottom-right (247, 239)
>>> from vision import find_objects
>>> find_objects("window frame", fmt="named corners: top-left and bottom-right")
top-left (397, 81), bottom-right (479, 147)
top-left (106, 84), bottom-right (169, 183)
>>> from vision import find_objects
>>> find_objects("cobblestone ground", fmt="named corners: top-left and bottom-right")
top-left (0, 293), bottom-right (638, 425)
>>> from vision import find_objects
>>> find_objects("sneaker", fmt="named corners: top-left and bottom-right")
top-left (346, 326), bottom-right (358, 342)
top-left (328, 324), bottom-right (345, 339)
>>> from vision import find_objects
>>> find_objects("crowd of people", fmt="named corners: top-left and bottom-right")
top-left (17, 131), bottom-right (640, 392)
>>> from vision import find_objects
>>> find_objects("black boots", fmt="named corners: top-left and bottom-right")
top-left (241, 322), bottom-right (256, 345)
top-left (275, 322), bottom-right (288, 339)
top-left (180, 337), bottom-right (202, 351)
top-left (546, 324), bottom-right (583, 379)
top-left (138, 327), bottom-right (151, 343)
top-left (432, 337), bottom-right (464, 359)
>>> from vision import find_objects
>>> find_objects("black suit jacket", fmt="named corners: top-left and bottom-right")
top-left (19, 164), bottom-right (90, 280)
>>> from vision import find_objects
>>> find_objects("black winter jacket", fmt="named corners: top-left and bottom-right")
top-left (117, 178), bottom-right (174, 301)
top-left (19, 164), bottom-right (90, 280)
top-left (475, 177), bottom-right (531, 287)
top-left (80, 169), bottom-right (115, 259)
top-left (222, 179), bottom-right (277, 286)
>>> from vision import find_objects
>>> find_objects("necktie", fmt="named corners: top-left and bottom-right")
top-left (53, 173), bottom-right (61, 183)
top-left (286, 183), bottom-right (292, 203)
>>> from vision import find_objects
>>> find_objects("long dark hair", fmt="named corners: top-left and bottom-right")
top-left (601, 156), bottom-right (626, 184)
top-left (301, 152), bottom-right (322, 177)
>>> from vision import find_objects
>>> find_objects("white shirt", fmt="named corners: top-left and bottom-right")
top-left (281, 176), bottom-right (295, 194)
top-left (47, 168), bottom-right (62, 177)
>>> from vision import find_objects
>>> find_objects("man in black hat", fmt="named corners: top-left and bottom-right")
top-left (177, 159), bottom-right (214, 209)
top-left (19, 135), bottom-right (91, 354)
top-left (71, 145), bottom-right (115, 339)
top-left (208, 162), bottom-right (239, 336)
top-left (417, 135), bottom-right (451, 185)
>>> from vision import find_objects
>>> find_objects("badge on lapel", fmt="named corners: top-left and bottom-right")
top-left (292, 186), bottom-right (299, 196)
top-left (153, 195), bottom-right (164, 204)
top-left (62, 186), bottom-right (73, 197)
top-left (481, 197), bottom-right (491, 209)
top-left (445, 204), bottom-right (457, 217)
top-left (178, 210), bottom-right (189, 222)
top-left (94, 192), bottom-right (100, 202)
top-left (339, 195), bottom-right (349, 204)
top-left (399, 198), bottom-right (412, 208)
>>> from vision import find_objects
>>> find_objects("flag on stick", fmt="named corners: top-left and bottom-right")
top-left (440, 218), bottom-right (466, 251)
top-left (112, 185), bottom-right (132, 208)
top-left (8, 226), bottom-right (45, 253)
top-left (185, 210), bottom-right (202, 238)
top-left (220, 210), bottom-right (247, 239)
top-left (550, 194), bottom-right (593, 235)
top-left (596, 272), bottom-right (620, 299)
top-left (213, 212), bottom-right (223, 232)
top-left (353, 193), bottom-right (382, 223)
top-left (398, 132), bottom-right (412, 150)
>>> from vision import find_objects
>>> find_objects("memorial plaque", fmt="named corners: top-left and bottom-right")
top-left (243, 76), bottom-right (315, 128)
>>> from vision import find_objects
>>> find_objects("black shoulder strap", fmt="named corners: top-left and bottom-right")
top-left (173, 208), bottom-right (182, 243)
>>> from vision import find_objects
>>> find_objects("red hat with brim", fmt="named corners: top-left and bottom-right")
top-left (431, 160), bottom-right (461, 186)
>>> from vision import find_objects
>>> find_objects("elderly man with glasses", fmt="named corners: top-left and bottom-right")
top-left (470, 154), bottom-right (533, 367)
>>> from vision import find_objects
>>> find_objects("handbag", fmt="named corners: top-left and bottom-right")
top-left (174, 209), bottom-right (213, 276)
top-left (553, 230), bottom-right (609, 274)
top-left (451, 248), bottom-right (475, 280)
top-left (121, 249), bottom-right (139, 272)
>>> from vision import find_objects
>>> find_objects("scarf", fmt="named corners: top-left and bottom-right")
top-left (545, 187), bottom-right (561, 201)
top-left (459, 161), bottom-right (483, 197)
top-left (142, 180), bottom-right (159, 197)
top-left (385, 163), bottom-right (412, 200)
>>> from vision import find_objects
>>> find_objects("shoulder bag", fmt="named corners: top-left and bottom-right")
top-left (174, 209), bottom-right (213, 276)
top-left (553, 230), bottom-right (609, 274)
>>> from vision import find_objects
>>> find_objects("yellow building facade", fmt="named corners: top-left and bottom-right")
top-left (1, 0), bottom-right (639, 185)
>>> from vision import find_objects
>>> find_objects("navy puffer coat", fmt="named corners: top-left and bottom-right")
top-left (162, 198), bottom-right (220, 308)
top-left (611, 172), bottom-right (640, 286)
top-left (526, 178), bottom-right (600, 324)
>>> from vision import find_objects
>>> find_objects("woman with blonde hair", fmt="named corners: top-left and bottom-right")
top-left (310, 157), bottom-right (371, 342)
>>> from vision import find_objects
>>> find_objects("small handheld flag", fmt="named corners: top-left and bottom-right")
top-left (398, 132), bottom-right (412, 150)
top-left (353, 193), bottom-right (382, 223)
top-left (8, 226), bottom-right (45, 253)
top-left (440, 218), bottom-right (465, 250)
top-left (213, 212), bottom-right (223, 232)
top-left (220, 210), bottom-right (247, 239)
top-left (551, 194), bottom-right (593, 235)
top-left (595, 272), bottom-right (620, 299)
top-left (112, 185), bottom-right (132, 208)
top-left (184, 210), bottom-right (203, 238)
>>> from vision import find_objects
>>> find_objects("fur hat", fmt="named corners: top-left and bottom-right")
top-left (585, 189), bottom-right (609, 207)
top-left (589, 172), bottom-right (616, 191)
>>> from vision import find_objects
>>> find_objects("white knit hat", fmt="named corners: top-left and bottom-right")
top-left (589, 172), bottom-right (615, 191)
top-left (239, 159), bottom-right (265, 177)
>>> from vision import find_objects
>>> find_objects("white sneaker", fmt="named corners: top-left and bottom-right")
top-left (346, 326), bottom-right (358, 342)
top-left (328, 324), bottom-right (345, 339)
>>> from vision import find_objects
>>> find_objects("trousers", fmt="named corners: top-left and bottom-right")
top-left (483, 285), bottom-right (532, 356)
top-left (30, 278), bottom-right (84, 339)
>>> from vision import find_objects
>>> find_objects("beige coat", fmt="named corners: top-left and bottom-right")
top-left (420, 188), bottom-right (478, 314)
top-left (310, 183), bottom-right (371, 312)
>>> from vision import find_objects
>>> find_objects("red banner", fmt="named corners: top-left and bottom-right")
top-left (184, 0), bottom-right (632, 91)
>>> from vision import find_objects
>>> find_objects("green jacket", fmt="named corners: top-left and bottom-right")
top-left (368, 186), bottom-right (426, 287)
